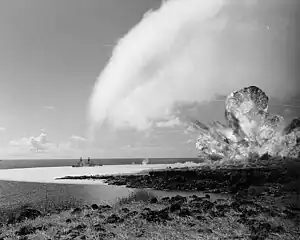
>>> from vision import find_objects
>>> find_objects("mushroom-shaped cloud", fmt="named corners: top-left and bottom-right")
top-left (195, 85), bottom-right (300, 162)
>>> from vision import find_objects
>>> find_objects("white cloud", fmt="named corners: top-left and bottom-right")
top-left (89, 0), bottom-right (300, 132)
top-left (9, 132), bottom-right (55, 152)
top-left (62, 135), bottom-right (89, 150)
top-left (156, 117), bottom-right (182, 128)
top-left (0, 131), bottom-right (103, 159)
top-left (0, 127), bottom-right (5, 132)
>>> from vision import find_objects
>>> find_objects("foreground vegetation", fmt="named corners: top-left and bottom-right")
top-left (1, 158), bottom-right (300, 239)
top-left (0, 187), bottom-right (299, 240)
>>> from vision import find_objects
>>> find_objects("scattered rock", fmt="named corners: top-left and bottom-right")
top-left (201, 200), bottom-right (215, 211)
top-left (178, 208), bottom-right (192, 217)
top-left (16, 225), bottom-right (36, 236)
top-left (150, 197), bottom-right (158, 204)
top-left (74, 224), bottom-right (86, 231)
top-left (65, 218), bottom-right (72, 224)
top-left (98, 204), bottom-right (112, 212)
top-left (93, 224), bottom-right (106, 232)
top-left (71, 207), bottom-right (82, 214)
top-left (69, 230), bottom-right (80, 238)
top-left (91, 204), bottom-right (99, 210)
top-left (197, 227), bottom-right (213, 234)
top-left (18, 237), bottom-right (29, 240)
top-left (140, 207), bottom-right (172, 222)
top-left (170, 195), bottom-right (187, 203)
top-left (161, 197), bottom-right (170, 202)
top-left (248, 220), bottom-right (272, 239)
top-left (14, 208), bottom-right (42, 223)
top-left (169, 202), bottom-right (182, 213)
top-left (205, 194), bottom-right (210, 199)
top-left (121, 207), bottom-right (130, 213)
top-left (124, 210), bottom-right (138, 218)
top-left (105, 214), bottom-right (123, 224)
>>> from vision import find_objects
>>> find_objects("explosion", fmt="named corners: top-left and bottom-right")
top-left (195, 86), bottom-right (300, 162)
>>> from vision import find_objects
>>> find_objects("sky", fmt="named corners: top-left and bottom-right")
top-left (0, 0), bottom-right (299, 159)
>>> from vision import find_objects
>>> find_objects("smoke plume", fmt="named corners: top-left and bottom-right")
top-left (89, 0), bottom-right (299, 132)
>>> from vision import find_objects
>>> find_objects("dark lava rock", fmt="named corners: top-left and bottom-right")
top-left (121, 207), bottom-right (130, 213)
top-left (11, 208), bottom-right (42, 223)
top-left (272, 225), bottom-right (286, 233)
top-left (93, 224), bottom-right (106, 232)
top-left (18, 237), bottom-right (28, 240)
top-left (170, 195), bottom-right (187, 203)
top-left (69, 230), bottom-right (80, 238)
top-left (99, 204), bottom-right (112, 212)
top-left (140, 207), bottom-right (172, 222)
top-left (247, 185), bottom-right (265, 197)
top-left (201, 200), bottom-right (215, 212)
top-left (142, 207), bottom-right (152, 212)
top-left (205, 194), bottom-right (210, 199)
top-left (160, 197), bottom-right (170, 203)
top-left (124, 210), bottom-right (138, 218)
top-left (260, 152), bottom-right (271, 160)
top-left (65, 218), bottom-right (72, 224)
top-left (150, 197), bottom-right (158, 204)
top-left (15, 225), bottom-right (36, 236)
top-left (98, 232), bottom-right (116, 239)
top-left (74, 224), bottom-right (87, 231)
top-left (197, 227), bottom-right (213, 234)
top-left (213, 204), bottom-right (231, 217)
top-left (91, 204), bottom-right (99, 210)
top-left (239, 218), bottom-right (283, 239)
top-left (105, 214), bottom-right (123, 224)
top-left (249, 221), bottom-right (272, 238)
top-left (71, 207), bottom-right (82, 214)
top-left (189, 194), bottom-right (200, 200)
top-left (135, 229), bottom-right (145, 237)
top-left (178, 208), bottom-right (192, 217)
top-left (230, 199), bottom-right (261, 212)
top-left (169, 202), bottom-right (183, 213)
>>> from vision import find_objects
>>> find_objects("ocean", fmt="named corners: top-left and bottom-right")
top-left (0, 157), bottom-right (199, 169)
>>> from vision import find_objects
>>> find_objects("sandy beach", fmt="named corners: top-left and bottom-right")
top-left (0, 162), bottom-right (204, 185)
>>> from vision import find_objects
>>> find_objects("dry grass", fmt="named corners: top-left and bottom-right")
top-left (0, 189), bottom-right (299, 240)
top-left (115, 189), bottom-right (155, 206)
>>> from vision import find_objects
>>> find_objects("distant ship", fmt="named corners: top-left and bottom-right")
top-left (72, 157), bottom-right (103, 167)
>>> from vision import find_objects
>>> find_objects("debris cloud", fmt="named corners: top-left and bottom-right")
top-left (195, 86), bottom-right (300, 162)
top-left (89, 0), bottom-right (300, 131)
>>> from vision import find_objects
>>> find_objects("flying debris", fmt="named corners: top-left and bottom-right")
top-left (195, 86), bottom-right (300, 162)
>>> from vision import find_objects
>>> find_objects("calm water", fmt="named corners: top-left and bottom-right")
top-left (0, 180), bottom-right (230, 217)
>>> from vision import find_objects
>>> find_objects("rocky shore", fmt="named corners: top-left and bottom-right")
top-left (1, 158), bottom-right (300, 239)
top-left (0, 188), bottom-right (299, 239)
top-left (57, 158), bottom-right (300, 196)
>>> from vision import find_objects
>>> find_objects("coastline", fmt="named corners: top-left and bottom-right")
top-left (0, 159), bottom-right (299, 239)
top-left (0, 162), bottom-right (205, 185)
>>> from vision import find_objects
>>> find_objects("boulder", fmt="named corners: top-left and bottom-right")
top-left (12, 208), bottom-right (42, 223)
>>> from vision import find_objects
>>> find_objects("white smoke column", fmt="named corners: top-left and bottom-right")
top-left (89, 0), bottom-right (299, 132)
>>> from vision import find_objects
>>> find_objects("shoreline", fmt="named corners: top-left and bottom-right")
top-left (0, 162), bottom-right (205, 185)
top-left (0, 159), bottom-right (300, 239)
